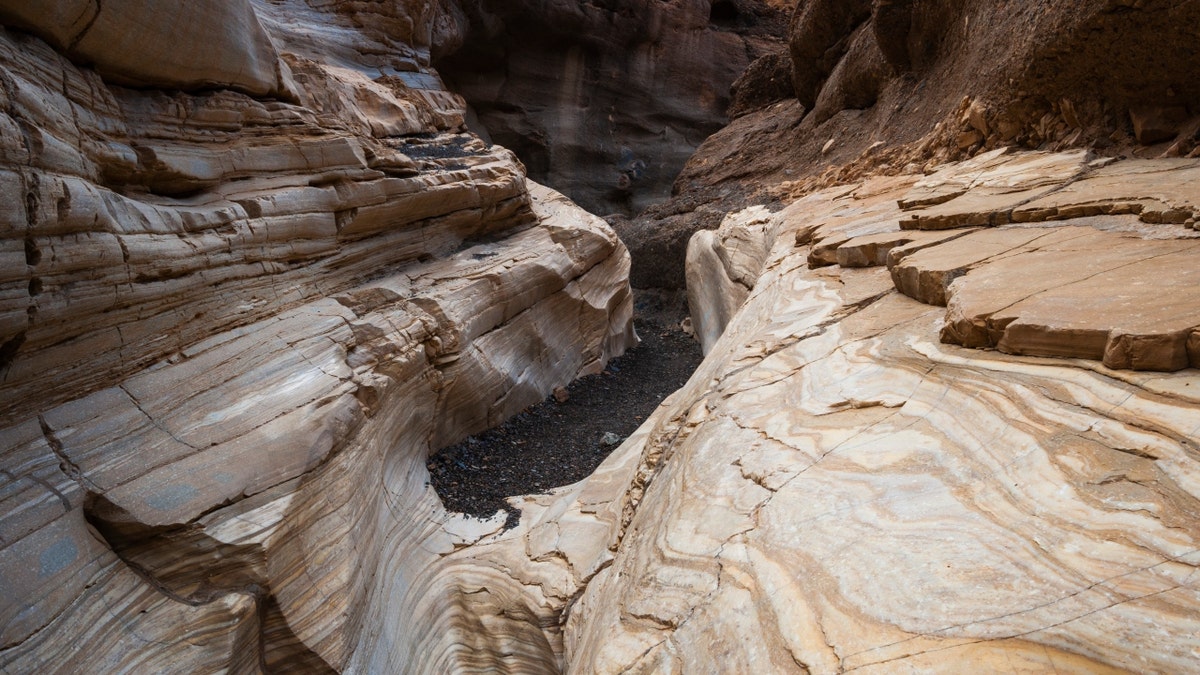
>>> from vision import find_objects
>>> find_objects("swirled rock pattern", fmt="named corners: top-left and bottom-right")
top-left (4, 1), bottom-right (1200, 673)
top-left (444, 151), bottom-right (1200, 673)
top-left (0, 2), bottom-right (635, 672)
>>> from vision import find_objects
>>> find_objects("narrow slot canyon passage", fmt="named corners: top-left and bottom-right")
top-left (427, 296), bottom-right (703, 527)
top-left (420, 4), bottom-right (788, 527)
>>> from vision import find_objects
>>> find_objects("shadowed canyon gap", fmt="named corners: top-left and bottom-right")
top-left (1, 1), bottom-right (1199, 673)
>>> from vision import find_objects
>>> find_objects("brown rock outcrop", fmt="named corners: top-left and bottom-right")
top-left (728, 50), bottom-right (795, 119)
top-left (620, 0), bottom-right (1200, 289)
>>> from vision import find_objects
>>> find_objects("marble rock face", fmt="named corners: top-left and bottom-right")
top-left (0, 3), bottom-right (635, 672)
top-left (4, 1), bottom-right (1200, 672)
top-left (443, 150), bottom-right (1199, 673)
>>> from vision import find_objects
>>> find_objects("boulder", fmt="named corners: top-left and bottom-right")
top-left (1130, 104), bottom-right (1189, 145)
top-left (0, 0), bottom-right (296, 98)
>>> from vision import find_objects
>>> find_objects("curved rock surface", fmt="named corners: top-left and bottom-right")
top-left (4, 1), bottom-right (1200, 673)
top-left (0, 2), bottom-right (636, 671)
top-left (482, 150), bottom-right (1199, 672)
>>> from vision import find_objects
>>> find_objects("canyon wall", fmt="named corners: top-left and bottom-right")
top-left (0, 1), bottom-right (635, 671)
top-left (2, 0), bottom-right (1199, 673)
top-left (437, 0), bottom-right (790, 217)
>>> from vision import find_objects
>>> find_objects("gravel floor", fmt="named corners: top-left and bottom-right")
top-left (427, 315), bottom-right (702, 528)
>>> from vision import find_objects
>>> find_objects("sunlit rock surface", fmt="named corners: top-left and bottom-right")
top-left (0, 2), bottom-right (635, 671)
top-left (461, 150), bottom-right (1200, 673)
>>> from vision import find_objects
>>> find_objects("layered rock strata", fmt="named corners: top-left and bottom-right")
top-left (4, 1), bottom-right (1200, 673)
top-left (0, 3), bottom-right (636, 671)
top-left (427, 150), bottom-right (1199, 672)
top-left (620, 0), bottom-right (1200, 289)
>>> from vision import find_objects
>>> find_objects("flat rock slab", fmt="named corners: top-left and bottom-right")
top-left (791, 178), bottom-right (916, 267)
top-left (898, 149), bottom-right (1091, 230)
top-left (835, 227), bottom-right (980, 268)
top-left (890, 227), bottom-right (1063, 306)
top-left (1014, 158), bottom-right (1200, 227)
top-left (892, 226), bottom-right (1200, 371)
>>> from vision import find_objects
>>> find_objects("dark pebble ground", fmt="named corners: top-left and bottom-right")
top-left (427, 314), bottom-right (703, 529)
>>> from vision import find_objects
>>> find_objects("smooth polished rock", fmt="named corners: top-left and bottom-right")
top-left (4, 0), bottom-right (1200, 671)
top-left (0, 174), bottom-right (635, 672)
top-left (686, 206), bottom-right (777, 354)
top-left (545, 154), bottom-right (1200, 673)
top-left (0, 0), bottom-right (296, 98)
top-left (0, 2), bottom-right (636, 670)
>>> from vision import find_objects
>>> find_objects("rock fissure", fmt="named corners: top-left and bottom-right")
top-left (37, 414), bottom-right (96, 493)
top-left (22, 470), bottom-right (72, 513)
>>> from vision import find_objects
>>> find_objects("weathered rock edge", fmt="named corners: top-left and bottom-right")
top-left (441, 152), bottom-right (1199, 673)
top-left (0, 6), bottom-right (638, 670)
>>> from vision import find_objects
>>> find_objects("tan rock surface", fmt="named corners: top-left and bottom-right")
top-left (4, 2), bottom-right (1200, 672)
top-left (0, 4), bottom-right (636, 671)
top-left (1, 174), bottom-right (634, 672)
top-left (542, 157), bottom-right (1200, 672)
top-left (1013, 159), bottom-right (1200, 226)
top-left (898, 149), bottom-right (1092, 230)
top-left (932, 227), bottom-right (1200, 371)
top-left (686, 206), bottom-right (776, 354)
top-left (884, 151), bottom-right (1200, 372)
top-left (0, 0), bottom-right (296, 98)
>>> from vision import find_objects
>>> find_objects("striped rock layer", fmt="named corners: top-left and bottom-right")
top-left (0, 2), bottom-right (635, 671)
